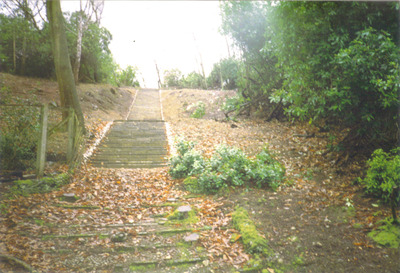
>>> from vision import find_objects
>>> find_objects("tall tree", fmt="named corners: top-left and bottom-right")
top-left (46, 0), bottom-right (85, 130)
top-left (72, 0), bottom-right (104, 84)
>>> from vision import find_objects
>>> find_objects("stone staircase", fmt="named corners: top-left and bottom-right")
top-left (91, 89), bottom-right (168, 168)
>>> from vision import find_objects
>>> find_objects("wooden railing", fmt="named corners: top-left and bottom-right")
top-left (36, 104), bottom-right (85, 177)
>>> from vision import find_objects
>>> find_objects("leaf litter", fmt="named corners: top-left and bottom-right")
top-left (0, 88), bottom-right (399, 272)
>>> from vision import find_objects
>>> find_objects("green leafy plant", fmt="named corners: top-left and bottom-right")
top-left (169, 139), bottom-right (285, 194)
top-left (188, 101), bottom-right (206, 119)
top-left (0, 88), bottom-right (40, 171)
top-left (168, 138), bottom-right (206, 179)
top-left (361, 148), bottom-right (400, 204)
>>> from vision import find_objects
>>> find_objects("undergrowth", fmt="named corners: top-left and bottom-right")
top-left (169, 138), bottom-right (285, 194)
top-left (8, 173), bottom-right (70, 197)
top-left (0, 87), bottom-right (40, 171)
top-left (360, 148), bottom-right (400, 205)
top-left (187, 101), bottom-right (206, 119)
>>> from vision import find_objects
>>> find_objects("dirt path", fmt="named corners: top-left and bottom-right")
top-left (161, 89), bottom-right (400, 273)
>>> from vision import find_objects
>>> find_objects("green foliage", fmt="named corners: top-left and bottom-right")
top-left (169, 139), bottom-right (285, 194)
top-left (207, 57), bottom-right (239, 90)
top-left (188, 101), bottom-right (206, 119)
top-left (220, 2), bottom-right (282, 116)
top-left (232, 206), bottom-right (269, 254)
top-left (328, 28), bottom-right (399, 144)
top-left (220, 1), bottom-right (399, 147)
top-left (0, 9), bottom-right (119, 84)
top-left (180, 71), bottom-right (205, 89)
top-left (361, 148), bottom-right (400, 204)
top-left (0, 14), bottom-right (54, 77)
top-left (163, 69), bottom-right (183, 89)
top-left (0, 88), bottom-right (40, 171)
top-left (368, 218), bottom-right (400, 248)
top-left (9, 173), bottom-right (70, 197)
top-left (168, 139), bottom-right (206, 179)
top-left (115, 65), bottom-right (140, 87)
top-left (183, 177), bottom-right (201, 193)
top-left (197, 145), bottom-right (285, 193)
top-left (220, 94), bottom-right (246, 118)
top-left (271, 2), bottom-right (398, 122)
top-left (74, 20), bottom-right (114, 83)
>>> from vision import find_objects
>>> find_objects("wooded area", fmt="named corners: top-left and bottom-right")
top-left (219, 1), bottom-right (399, 155)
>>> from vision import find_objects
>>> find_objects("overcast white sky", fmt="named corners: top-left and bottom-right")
top-left (62, 1), bottom-right (230, 88)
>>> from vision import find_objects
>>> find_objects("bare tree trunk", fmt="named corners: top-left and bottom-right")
top-left (73, 9), bottom-right (83, 84)
top-left (13, 32), bottom-right (16, 72)
top-left (20, 34), bottom-right (27, 75)
top-left (46, 0), bottom-right (85, 131)
top-left (155, 61), bottom-right (162, 89)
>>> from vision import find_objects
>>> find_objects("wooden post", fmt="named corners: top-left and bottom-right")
top-left (155, 61), bottom-right (162, 89)
top-left (36, 104), bottom-right (49, 178)
top-left (67, 108), bottom-right (75, 162)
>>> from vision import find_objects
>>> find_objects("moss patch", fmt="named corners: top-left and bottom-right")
top-left (183, 176), bottom-right (201, 193)
top-left (368, 222), bottom-right (400, 248)
top-left (232, 206), bottom-right (270, 254)
top-left (9, 173), bottom-right (70, 197)
top-left (167, 207), bottom-right (199, 225)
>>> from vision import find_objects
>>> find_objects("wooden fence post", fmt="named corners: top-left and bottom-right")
top-left (67, 108), bottom-right (75, 162)
top-left (36, 104), bottom-right (49, 178)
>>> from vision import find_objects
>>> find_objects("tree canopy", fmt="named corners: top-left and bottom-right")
top-left (220, 1), bottom-right (399, 152)
top-left (0, 2), bottom-right (135, 86)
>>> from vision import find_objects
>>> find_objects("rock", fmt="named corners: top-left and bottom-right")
top-left (168, 205), bottom-right (192, 220)
top-left (177, 205), bottom-right (191, 213)
top-left (111, 232), bottom-right (127, 242)
top-left (313, 241), bottom-right (323, 248)
top-left (177, 205), bottom-right (192, 219)
top-left (184, 233), bottom-right (200, 242)
top-left (62, 193), bottom-right (78, 203)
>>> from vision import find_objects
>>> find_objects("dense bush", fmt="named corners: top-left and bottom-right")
top-left (0, 88), bottom-right (40, 171)
top-left (169, 139), bottom-right (285, 194)
top-left (181, 71), bottom-right (205, 89)
top-left (115, 65), bottom-right (140, 87)
top-left (220, 1), bottom-right (399, 149)
top-left (361, 148), bottom-right (400, 205)
top-left (168, 139), bottom-right (206, 179)
top-left (207, 57), bottom-right (239, 90)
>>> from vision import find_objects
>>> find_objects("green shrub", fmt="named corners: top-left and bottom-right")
top-left (197, 170), bottom-right (226, 194)
top-left (361, 148), bottom-right (400, 204)
top-left (221, 95), bottom-right (246, 120)
top-left (168, 139), bottom-right (206, 179)
top-left (210, 145), bottom-right (251, 186)
top-left (188, 101), bottom-right (206, 119)
top-left (0, 87), bottom-right (40, 171)
top-left (251, 148), bottom-right (286, 190)
top-left (169, 139), bottom-right (285, 194)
